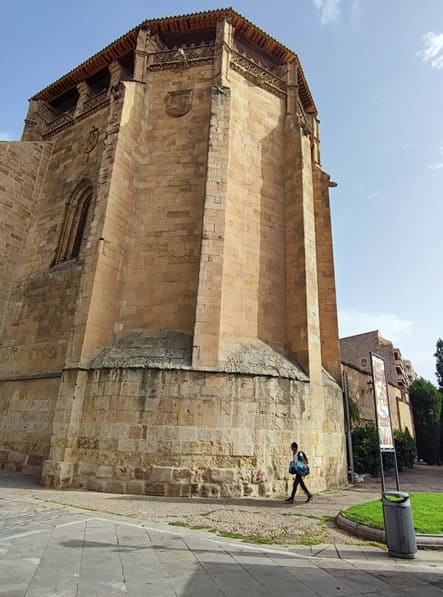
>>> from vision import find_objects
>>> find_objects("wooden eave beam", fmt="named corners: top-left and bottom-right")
top-left (31, 7), bottom-right (317, 114)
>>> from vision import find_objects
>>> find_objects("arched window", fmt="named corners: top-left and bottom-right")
top-left (52, 181), bottom-right (93, 266)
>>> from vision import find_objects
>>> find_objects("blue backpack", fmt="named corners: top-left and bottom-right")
top-left (289, 451), bottom-right (310, 476)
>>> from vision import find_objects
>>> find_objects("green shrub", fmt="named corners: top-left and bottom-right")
top-left (394, 429), bottom-right (416, 469)
top-left (352, 424), bottom-right (380, 476)
top-left (351, 425), bottom-right (416, 476)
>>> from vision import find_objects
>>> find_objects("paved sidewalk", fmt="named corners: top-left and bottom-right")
top-left (1, 494), bottom-right (443, 596)
top-left (1, 467), bottom-right (443, 595)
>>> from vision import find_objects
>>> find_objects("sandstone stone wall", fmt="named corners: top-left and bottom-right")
top-left (220, 69), bottom-right (286, 346)
top-left (0, 13), bottom-right (347, 496)
top-left (0, 376), bottom-right (60, 472)
top-left (0, 108), bottom-right (112, 467)
top-left (68, 82), bottom-right (144, 364)
top-left (313, 166), bottom-right (341, 382)
top-left (41, 367), bottom-right (346, 496)
top-left (0, 141), bottom-right (52, 331)
top-left (0, 108), bottom-right (110, 377)
top-left (118, 66), bottom-right (212, 336)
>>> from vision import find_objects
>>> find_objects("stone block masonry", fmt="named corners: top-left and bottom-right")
top-left (42, 366), bottom-right (346, 496)
top-left (0, 9), bottom-right (347, 496)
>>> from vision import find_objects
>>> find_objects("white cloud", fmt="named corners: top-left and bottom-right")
top-left (0, 131), bottom-right (13, 141)
top-left (339, 309), bottom-right (413, 344)
top-left (416, 32), bottom-right (443, 69)
top-left (367, 191), bottom-right (380, 200)
top-left (402, 143), bottom-right (413, 151)
top-left (313, 0), bottom-right (341, 25)
top-left (429, 145), bottom-right (443, 170)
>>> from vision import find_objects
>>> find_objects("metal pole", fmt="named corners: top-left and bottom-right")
top-left (343, 371), bottom-right (355, 483)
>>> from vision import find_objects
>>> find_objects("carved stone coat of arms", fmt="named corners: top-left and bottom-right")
top-left (165, 89), bottom-right (193, 117)
top-left (85, 126), bottom-right (99, 153)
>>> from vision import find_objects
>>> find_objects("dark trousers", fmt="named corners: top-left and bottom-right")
top-left (290, 474), bottom-right (311, 499)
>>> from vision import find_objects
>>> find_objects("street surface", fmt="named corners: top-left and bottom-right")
top-left (0, 470), bottom-right (442, 596)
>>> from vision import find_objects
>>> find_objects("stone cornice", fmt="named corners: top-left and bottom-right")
top-left (30, 8), bottom-right (316, 115)
top-left (229, 50), bottom-right (287, 99)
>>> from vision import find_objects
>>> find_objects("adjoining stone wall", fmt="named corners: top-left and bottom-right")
top-left (118, 66), bottom-right (212, 336)
top-left (41, 366), bottom-right (347, 496)
top-left (220, 69), bottom-right (286, 346)
top-left (0, 141), bottom-right (52, 331)
top-left (0, 376), bottom-right (60, 472)
top-left (0, 109), bottom-right (110, 378)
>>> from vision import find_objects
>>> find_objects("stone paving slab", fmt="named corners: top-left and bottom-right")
top-left (1, 469), bottom-right (443, 595)
top-left (1, 509), bottom-right (442, 596)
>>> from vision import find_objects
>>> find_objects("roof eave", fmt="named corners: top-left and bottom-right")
top-left (31, 7), bottom-right (317, 114)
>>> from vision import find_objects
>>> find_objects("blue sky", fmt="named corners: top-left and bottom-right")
top-left (1, 0), bottom-right (441, 383)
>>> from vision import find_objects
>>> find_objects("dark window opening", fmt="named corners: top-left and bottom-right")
top-left (71, 197), bottom-right (91, 259)
top-left (52, 182), bottom-right (93, 266)
top-left (86, 68), bottom-right (111, 96)
top-left (119, 52), bottom-right (135, 80)
top-left (48, 88), bottom-right (79, 116)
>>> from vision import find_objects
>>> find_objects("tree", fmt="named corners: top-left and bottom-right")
top-left (434, 339), bottom-right (443, 461)
top-left (435, 338), bottom-right (443, 392)
top-left (409, 377), bottom-right (441, 465)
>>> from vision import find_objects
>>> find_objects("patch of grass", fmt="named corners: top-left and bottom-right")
top-left (356, 540), bottom-right (387, 550)
top-left (217, 531), bottom-right (276, 544)
top-left (199, 510), bottom-right (219, 518)
top-left (297, 530), bottom-right (328, 546)
top-left (168, 521), bottom-right (212, 531)
top-left (168, 521), bottom-right (190, 528)
top-left (342, 493), bottom-right (443, 534)
top-left (280, 512), bottom-right (329, 522)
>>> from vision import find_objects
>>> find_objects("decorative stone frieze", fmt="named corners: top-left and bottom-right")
top-left (81, 90), bottom-right (110, 118)
top-left (230, 50), bottom-right (287, 98)
top-left (148, 44), bottom-right (215, 71)
top-left (44, 109), bottom-right (75, 137)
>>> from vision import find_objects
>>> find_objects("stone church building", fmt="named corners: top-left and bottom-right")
top-left (0, 8), bottom-right (347, 497)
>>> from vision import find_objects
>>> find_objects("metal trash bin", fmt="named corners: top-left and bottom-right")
top-left (382, 491), bottom-right (417, 559)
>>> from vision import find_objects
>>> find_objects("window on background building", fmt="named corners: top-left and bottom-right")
top-left (52, 181), bottom-right (93, 266)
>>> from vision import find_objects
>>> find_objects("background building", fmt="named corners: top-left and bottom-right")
top-left (341, 330), bottom-right (416, 389)
top-left (0, 9), bottom-right (346, 496)
top-left (341, 331), bottom-right (416, 436)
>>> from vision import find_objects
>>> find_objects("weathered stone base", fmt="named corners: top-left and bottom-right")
top-left (0, 450), bottom-right (44, 475)
top-left (42, 459), bottom-right (287, 498)
top-left (40, 365), bottom-right (348, 497)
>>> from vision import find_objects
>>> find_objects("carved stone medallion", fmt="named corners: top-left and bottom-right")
top-left (85, 126), bottom-right (99, 153)
top-left (165, 89), bottom-right (193, 117)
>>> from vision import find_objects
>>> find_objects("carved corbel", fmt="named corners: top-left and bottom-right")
top-left (74, 81), bottom-right (91, 118)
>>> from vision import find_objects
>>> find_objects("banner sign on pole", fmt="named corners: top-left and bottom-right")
top-left (370, 353), bottom-right (395, 452)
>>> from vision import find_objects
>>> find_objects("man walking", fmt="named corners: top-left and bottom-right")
top-left (286, 441), bottom-right (313, 503)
